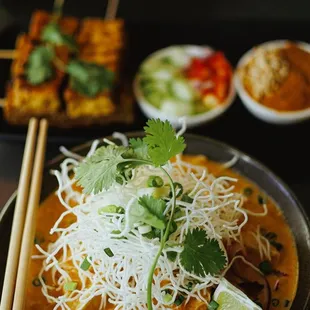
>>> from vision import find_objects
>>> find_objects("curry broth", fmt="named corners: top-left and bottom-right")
top-left (25, 155), bottom-right (298, 310)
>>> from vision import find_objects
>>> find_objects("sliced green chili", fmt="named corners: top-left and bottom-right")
top-left (147, 175), bottom-right (164, 188)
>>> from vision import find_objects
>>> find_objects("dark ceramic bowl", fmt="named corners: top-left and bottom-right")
top-left (0, 133), bottom-right (309, 309)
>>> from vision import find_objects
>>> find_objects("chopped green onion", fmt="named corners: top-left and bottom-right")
top-left (170, 182), bottom-right (183, 198)
top-left (243, 187), bottom-right (253, 197)
top-left (32, 277), bottom-right (42, 287)
top-left (174, 294), bottom-right (185, 306)
top-left (181, 193), bottom-right (193, 203)
top-left (104, 248), bottom-right (114, 257)
top-left (208, 300), bottom-right (219, 310)
top-left (167, 251), bottom-right (177, 262)
top-left (80, 256), bottom-right (92, 271)
top-left (259, 260), bottom-right (273, 275)
top-left (173, 208), bottom-right (184, 220)
top-left (64, 281), bottom-right (77, 291)
top-left (98, 205), bottom-right (124, 215)
top-left (187, 282), bottom-right (193, 291)
top-left (163, 292), bottom-right (173, 303)
top-left (258, 195), bottom-right (266, 205)
top-left (147, 175), bottom-right (164, 188)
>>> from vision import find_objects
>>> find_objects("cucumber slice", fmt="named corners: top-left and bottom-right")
top-left (169, 79), bottom-right (194, 102)
top-left (151, 69), bottom-right (175, 81)
top-left (160, 99), bottom-right (194, 117)
top-left (166, 48), bottom-right (190, 67)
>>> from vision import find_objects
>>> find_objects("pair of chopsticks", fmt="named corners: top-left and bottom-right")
top-left (0, 118), bottom-right (48, 310)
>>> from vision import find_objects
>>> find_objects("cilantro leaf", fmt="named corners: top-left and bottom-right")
top-left (41, 22), bottom-right (78, 52)
top-left (180, 228), bottom-right (227, 276)
top-left (67, 60), bottom-right (114, 97)
top-left (75, 145), bottom-right (128, 194)
top-left (129, 195), bottom-right (166, 229)
top-left (129, 138), bottom-right (149, 160)
top-left (25, 46), bottom-right (55, 85)
top-left (143, 119), bottom-right (186, 166)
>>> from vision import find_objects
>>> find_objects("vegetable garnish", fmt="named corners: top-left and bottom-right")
top-left (67, 60), bottom-right (114, 97)
top-left (75, 119), bottom-right (226, 309)
top-left (80, 256), bottom-right (92, 271)
top-left (64, 281), bottom-right (78, 291)
top-left (41, 22), bottom-right (78, 52)
top-left (180, 228), bottom-right (227, 276)
top-left (26, 46), bottom-right (55, 85)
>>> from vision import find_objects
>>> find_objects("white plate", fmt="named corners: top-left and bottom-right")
top-left (234, 40), bottom-right (310, 124)
top-left (134, 45), bottom-right (236, 128)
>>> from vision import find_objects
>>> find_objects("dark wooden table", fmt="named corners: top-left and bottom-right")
top-left (0, 20), bottom-right (310, 218)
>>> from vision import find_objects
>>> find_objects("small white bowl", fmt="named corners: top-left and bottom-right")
top-left (134, 45), bottom-right (236, 128)
top-left (235, 40), bottom-right (310, 125)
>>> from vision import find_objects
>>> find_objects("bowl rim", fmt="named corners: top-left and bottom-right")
top-left (234, 40), bottom-right (310, 120)
top-left (133, 44), bottom-right (236, 126)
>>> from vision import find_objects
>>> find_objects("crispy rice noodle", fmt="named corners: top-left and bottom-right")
top-left (33, 134), bottom-right (269, 310)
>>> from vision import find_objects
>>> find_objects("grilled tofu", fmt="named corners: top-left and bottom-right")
top-left (64, 87), bottom-right (115, 119)
top-left (11, 35), bottom-right (34, 77)
top-left (29, 10), bottom-right (79, 41)
top-left (5, 77), bottom-right (61, 122)
top-left (7, 33), bottom-right (69, 118)
top-left (77, 18), bottom-right (124, 48)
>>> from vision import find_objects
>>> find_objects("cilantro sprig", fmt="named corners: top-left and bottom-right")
top-left (75, 119), bottom-right (226, 309)
top-left (25, 46), bottom-right (55, 85)
top-left (180, 228), bottom-right (227, 276)
top-left (41, 22), bottom-right (78, 52)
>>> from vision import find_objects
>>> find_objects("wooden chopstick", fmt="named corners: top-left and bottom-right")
top-left (12, 119), bottom-right (48, 310)
top-left (105, 0), bottom-right (120, 20)
top-left (0, 118), bottom-right (38, 310)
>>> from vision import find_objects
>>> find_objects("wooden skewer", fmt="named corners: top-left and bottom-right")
top-left (0, 49), bottom-right (16, 59)
top-left (0, 98), bottom-right (5, 108)
top-left (0, 118), bottom-right (38, 310)
top-left (105, 0), bottom-right (120, 20)
top-left (12, 119), bottom-right (49, 310)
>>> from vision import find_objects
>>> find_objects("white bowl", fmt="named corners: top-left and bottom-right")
top-left (235, 40), bottom-right (310, 124)
top-left (134, 45), bottom-right (236, 128)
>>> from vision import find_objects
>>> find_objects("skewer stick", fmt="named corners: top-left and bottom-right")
top-left (0, 118), bottom-right (38, 310)
top-left (0, 49), bottom-right (16, 59)
top-left (105, 0), bottom-right (120, 20)
top-left (0, 98), bottom-right (5, 108)
top-left (12, 119), bottom-right (49, 310)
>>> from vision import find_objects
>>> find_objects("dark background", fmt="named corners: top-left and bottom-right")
top-left (1, 0), bottom-right (310, 23)
top-left (0, 1), bottom-right (309, 213)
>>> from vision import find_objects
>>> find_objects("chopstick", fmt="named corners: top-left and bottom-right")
top-left (0, 118), bottom-right (38, 310)
top-left (12, 119), bottom-right (48, 310)
top-left (105, 0), bottom-right (120, 20)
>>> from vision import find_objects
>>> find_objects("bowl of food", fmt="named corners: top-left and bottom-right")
top-left (235, 40), bottom-right (310, 124)
top-left (134, 45), bottom-right (235, 127)
top-left (1, 119), bottom-right (309, 309)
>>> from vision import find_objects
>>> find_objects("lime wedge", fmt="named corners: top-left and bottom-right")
top-left (213, 278), bottom-right (262, 310)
